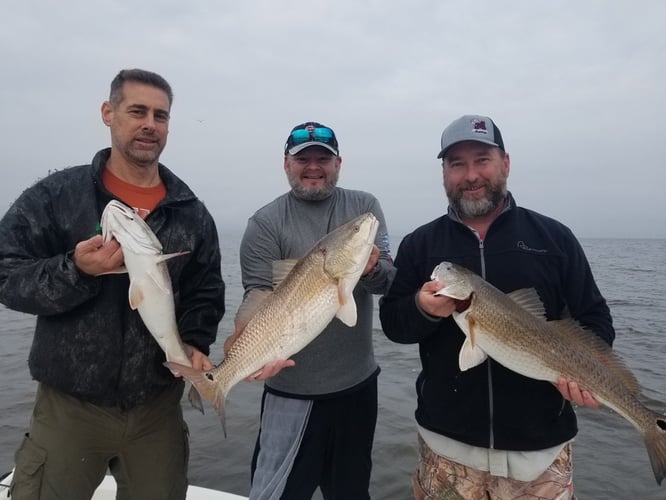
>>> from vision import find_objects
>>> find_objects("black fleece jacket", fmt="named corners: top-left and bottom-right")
top-left (0, 149), bottom-right (225, 408)
top-left (379, 193), bottom-right (614, 451)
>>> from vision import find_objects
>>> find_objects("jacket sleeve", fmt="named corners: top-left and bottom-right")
top-left (358, 196), bottom-right (396, 295)
top-left (176, 210), bottom-right (225, 355)
top-left (379, 233), bottom-right (443, 344)
top-left (0, 184), bottom-right (101, 315)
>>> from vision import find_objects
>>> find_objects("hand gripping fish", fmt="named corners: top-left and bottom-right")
top-left (100, 199), bottom-right (203, 412)
top-left (166, 212), bottom-right (379, 437)
top-left (431, 261), bottom-right (666, 485)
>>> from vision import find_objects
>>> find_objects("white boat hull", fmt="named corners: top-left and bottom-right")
top-left (0, 469), bottom-right (247, 500)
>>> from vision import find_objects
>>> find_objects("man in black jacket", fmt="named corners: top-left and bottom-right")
top-left (379, 114), bottom-right (614, 500)
top-left (0, 69), bottom-right (225, 499)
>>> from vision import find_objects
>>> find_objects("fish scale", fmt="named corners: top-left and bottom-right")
top-left (432, 261), bottom-right (666, 486)
top-left (220, 265), bottom-right (341, 392)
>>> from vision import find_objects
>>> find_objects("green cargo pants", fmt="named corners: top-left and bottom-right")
top-left (11, 382), bottom-right (189, 500)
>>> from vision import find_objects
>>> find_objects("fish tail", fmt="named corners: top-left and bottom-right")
top-left (187, 385), bottom-right (205, 414)
top-left (164, 354), bottom-right (204, 413)
top-left (164, 361), bottom-right (226, 424)
top-left (643, 412), bottom-right (666, 485)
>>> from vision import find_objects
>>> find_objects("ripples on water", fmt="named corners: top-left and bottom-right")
top-left (1, 238), bottom-right (664, 499)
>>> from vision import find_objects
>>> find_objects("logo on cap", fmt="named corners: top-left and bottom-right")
top-left (472, 119), bottom-right (488, 135)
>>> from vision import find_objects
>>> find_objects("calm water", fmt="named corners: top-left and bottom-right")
top-left (1, 237), bottom-right (665, 499)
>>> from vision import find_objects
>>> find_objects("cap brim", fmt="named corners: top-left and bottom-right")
top-left (436, 138), bottom-right (500, 159)
top-left (287, 141), bottom-right (338, 155)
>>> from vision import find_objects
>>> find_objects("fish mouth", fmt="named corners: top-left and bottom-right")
top-left (366, 218), bottom-right (379, 244)
top-left (454, 295), bottom-right (472, 312)
top-left (109, 202), bottom-right (136, 221)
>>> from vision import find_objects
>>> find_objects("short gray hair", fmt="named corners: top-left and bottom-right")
top-left (109, 68), bottom-right (173, 107)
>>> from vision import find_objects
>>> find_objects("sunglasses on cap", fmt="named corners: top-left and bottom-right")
top-left (289, 127), bottom-right (335, 145)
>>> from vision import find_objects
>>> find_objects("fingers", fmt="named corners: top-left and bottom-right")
top-left (74, 235), bottom-right (124, 275)
top-left (555, 376), bottom-right (600, 409)
top-left (245, 359), bottom-right (295, 382)
top-left (417, 280), bottom-right (456, 318)
top-left (422, 280), bottom-right (444, 294)
top-left (186, 346), bottom-right (215, 371)
top-left (362, 245), bottom-right (380, 276)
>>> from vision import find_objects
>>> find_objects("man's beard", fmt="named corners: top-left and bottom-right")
top-left (124, 138), bottom-right (164, 167)
top-left (447, 177), bottom-right (507, 219)
top-left (287, 170), bottom-right (338, 201)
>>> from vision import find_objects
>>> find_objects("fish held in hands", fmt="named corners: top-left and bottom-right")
top-left (431, 261), bottom-right (666, 485)
top-left (166, 212), bottom-right (379, 436)
top-left (100, 199), bottom-right (203, 412)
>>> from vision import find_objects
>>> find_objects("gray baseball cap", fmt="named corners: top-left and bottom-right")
top-left (437, 114), bottom-right (505, 159)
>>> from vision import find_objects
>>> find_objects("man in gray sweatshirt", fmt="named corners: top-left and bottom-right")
top-left (235, 121), bottom-right (394, 500)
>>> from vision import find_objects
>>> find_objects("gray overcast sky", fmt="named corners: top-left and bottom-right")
top-left (1, 1), bottom-right (665, 239)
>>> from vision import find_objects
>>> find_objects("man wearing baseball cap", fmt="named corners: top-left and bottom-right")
top-left (231, 121), bottom-right (395, 499)
top-left (380, 114), bottom-right (614, 499)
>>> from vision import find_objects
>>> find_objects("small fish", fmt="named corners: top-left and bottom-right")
top-left (100, 199), bottom-right (203, 412)
top-left (431, 261), bottom-right (666, 485)
top-left (166, 212), bottom-right (379, 436)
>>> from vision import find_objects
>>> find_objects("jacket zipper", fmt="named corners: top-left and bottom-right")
top-left (478, 238), bottom-right (495, 449)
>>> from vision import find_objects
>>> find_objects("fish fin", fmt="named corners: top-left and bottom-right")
top-left (128, 282), bottom-right (144, 309)
top-left (643, 410), bottom-right (666, 485)
top-left (156, 251), bottom-right (190, 264)
top-left (506, 288), bottom-right (547, 319)
top-left (272, 259), bottom-right (299, 288)
top-left (164, 361), bottom-right (229, 438)
top-left (145, 267), bottom-right (173, 295)
top-left (231, 289), bottom-right (273, 344)
top-left (335, 277), bottom-right (358, 326)
top-left (550, 319), bottom-right (642, 394)
top-left (458, 336), bottom-right (487, 371)
top-left (335, 300), bottom-right (358, 326)
top-left (187, 385), bottom-right (205, 414)
top-left (138, 252), bottom-right (189, 295)
top-left (458, 315), bottom-right (487, 370)
top-left (95, 265), bottom-right (128, 277)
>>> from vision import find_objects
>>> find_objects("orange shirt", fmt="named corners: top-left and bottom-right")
top-left (102, 168), bottom-right (166, 219)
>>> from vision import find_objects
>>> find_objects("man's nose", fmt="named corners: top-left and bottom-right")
top-left (141, 113), bottom-right (157, 131)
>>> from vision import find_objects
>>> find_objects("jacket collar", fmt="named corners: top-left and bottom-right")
top-left (90, 148), bottom-right (197, 205)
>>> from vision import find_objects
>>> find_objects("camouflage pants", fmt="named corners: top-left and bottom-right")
top-left (412, 433), bottom-right (575, 500)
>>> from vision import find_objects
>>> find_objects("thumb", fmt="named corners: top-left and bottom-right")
top-left (83, 234), bottom-right (104, 251)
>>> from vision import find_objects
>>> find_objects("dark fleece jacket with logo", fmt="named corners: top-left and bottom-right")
top-left (379, 192), bottom-right (614, 451)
